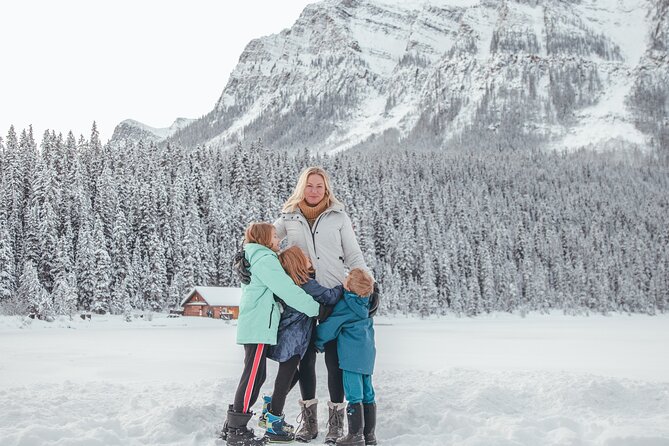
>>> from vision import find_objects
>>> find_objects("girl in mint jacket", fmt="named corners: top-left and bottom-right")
top-left (236, 241), bottom-right (320, 345)
top-left (223, 222), bottom-right (320, 446)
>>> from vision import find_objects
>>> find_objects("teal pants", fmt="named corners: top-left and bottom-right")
top-left (342, 370), bottom-right (375, 404)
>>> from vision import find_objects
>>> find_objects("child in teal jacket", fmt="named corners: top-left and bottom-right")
top-left (223, 222), bottom-right (320, 446)
top-left (315, 268), bottom-right (377, 446)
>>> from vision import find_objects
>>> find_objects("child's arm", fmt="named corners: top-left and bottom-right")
top-left (302, 280), bottom-right (343, 307)
top-left (254, 255), bottom-right (320, 318)
top-left (313, 300), bottom-right (356, 351)
top-left (314, 315), bottom-right (342, 352)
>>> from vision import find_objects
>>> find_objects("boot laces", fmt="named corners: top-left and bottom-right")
top-left (327, 407), bottom-right (342, 430)
top-left (295, 404), bottom-right (314, 434)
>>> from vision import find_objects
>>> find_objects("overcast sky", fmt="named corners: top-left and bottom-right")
top-left (0, 0), bottom-right (315, 144)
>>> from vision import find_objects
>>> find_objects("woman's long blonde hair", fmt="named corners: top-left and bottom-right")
top-left (282, 166), bottom-right (343, 213)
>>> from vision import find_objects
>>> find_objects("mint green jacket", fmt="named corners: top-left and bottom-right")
top-left (236, 243), bottom-right (320, 345)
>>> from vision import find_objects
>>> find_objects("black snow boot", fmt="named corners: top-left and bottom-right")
top-left (223, 408), bottom-right (267, 446)
top-left (362, 403), bottom-right (376, 445)
top-left (220, 404), bottom-right (234, 441)
top-left (335, 403), bottom-right (364, 446)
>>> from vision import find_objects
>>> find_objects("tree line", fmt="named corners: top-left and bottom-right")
top-left (0, 124), bottom-right (667, 319)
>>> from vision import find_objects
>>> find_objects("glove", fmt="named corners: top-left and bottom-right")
top-left (368, 282), bottom-right (380, 317)
top-left (233, 249), bottom-right (251, 285)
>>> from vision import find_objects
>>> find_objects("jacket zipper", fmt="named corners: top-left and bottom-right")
top-left (309, 211), bottom-right (328, 259)
top-left (268, 304), bottom-right (274, 329)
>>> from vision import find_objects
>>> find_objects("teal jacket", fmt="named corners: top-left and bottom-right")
top-left (237, 243), bottom-right (320, 345)
top-left (314, 290), bottom-right (375, 375)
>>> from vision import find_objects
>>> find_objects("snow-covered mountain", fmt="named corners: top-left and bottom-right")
top-left (110, 117), bottom-right (195, 146)
top-left (126, 0), bottom-right (668, 153)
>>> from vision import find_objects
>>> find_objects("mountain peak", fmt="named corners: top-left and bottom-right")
top-left (119, 0), bottom-right (666, 153)
top-left (111, 117), bottom-right (196, 146)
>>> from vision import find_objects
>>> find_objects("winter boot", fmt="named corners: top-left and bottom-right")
top-left (258, 395), bottom-right (272, 429)
top-left (295, 399), bottom-right (318, 442)
top-left (220, 404), bottom-right (234, 441)
top-left (223, 408), bottom-right (267, 446)
top-left (362, 403), bottom-right (376, 445)
top-left (335, 403), bottom-right (364, 446)
top-left (258, 396), bottom-right (294, 434)
top-left (324, 401), bottom-right (346, 444)
top-left (264, 411), bottom-right (295, 443)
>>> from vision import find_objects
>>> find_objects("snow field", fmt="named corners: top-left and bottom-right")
top-left (1, 314), bottom-right (668, 445)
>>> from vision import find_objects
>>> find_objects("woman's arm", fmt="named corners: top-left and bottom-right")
top-left (340, 213), bottom-right (373, 279)
top-left (273, 216), bottom-right (287, 240)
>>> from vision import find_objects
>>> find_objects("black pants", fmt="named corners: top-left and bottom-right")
top-left (290, 338), bottom-right (344, 403)
top-left (233, 344), bottom-right (267, 413)
top-left (271, 355), bottom-right (301, 415)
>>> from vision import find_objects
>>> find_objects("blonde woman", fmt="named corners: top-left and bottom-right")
top-left (274, 166), bottom-right (375, 444)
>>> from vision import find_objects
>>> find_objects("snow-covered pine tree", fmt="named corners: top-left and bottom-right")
top-left (18, 260), bottom-right (52, 320)
top-left (37, 201), bottom-right (59, 293)
top-left (111, 208), bottom-right (131, 295)
top-left (52, 272), bottom-right (76, 317)
top-left (0, 222), bottom-right (16, 304)
top-left (75, 221), bottom-right (96, 310)
top-left (418, 253), bottom-right (438, 317)
top-left (144, 228), bottom-right (167, 311)
top-left (91, 217), bottom-right (113, 314)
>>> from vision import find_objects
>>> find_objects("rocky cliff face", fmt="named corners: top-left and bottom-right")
top-left (628, 0), bottom-right (669, 155)
top-left (125, 0), bottom-right (668, 153)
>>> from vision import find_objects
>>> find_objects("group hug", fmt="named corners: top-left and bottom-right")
top-left (220, 167), bottom-right (380, 446)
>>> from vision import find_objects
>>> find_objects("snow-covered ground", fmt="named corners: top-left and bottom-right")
top-left (1, 313), bottom-right (668, 446)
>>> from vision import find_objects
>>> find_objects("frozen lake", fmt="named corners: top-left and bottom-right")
top-left (1, 313), bottom-right (668, 445)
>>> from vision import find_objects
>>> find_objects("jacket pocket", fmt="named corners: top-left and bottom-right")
top-left (268, 304), bottom-right (275, 329)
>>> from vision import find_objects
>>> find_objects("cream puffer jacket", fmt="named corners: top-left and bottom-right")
top-left (274, 203), bottom-right (371, 288)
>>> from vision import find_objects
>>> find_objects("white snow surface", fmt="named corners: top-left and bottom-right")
top-left (573, 0), bottom-right (650, 66)
top-left (1, 313), bottom-right (668, 446)
top-left (554, 68), bottom-right (650, 152)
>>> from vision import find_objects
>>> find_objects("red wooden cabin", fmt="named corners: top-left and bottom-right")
top-left (181, 287), bottom-right (242, 319)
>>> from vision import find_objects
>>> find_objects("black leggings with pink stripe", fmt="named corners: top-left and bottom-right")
top-left (233, 344), bottom-right (268, 413)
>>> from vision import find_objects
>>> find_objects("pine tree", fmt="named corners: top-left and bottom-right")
top-left (144, 228), bottom-right (167, 311)
top-left (75, 222), bottom-right (96, 310)
top-left (91, 217), bottom-right (112, 314)
top-left (37, 201), bottom-right (59, 293)
top-left (0, 222), bottom-right (16, 302)
top-left (52, 272), bottom-right (76, 317)
top-left (18, 260), bottom-right (52, 320)
top-left (418, 254), bottom-right (438, 317)
top-left (478, 242), bottom-right (495, 313)
top-left (129, 240), bottom-right (144, 310)
top-left (111, 208), bottom-right (131, 296)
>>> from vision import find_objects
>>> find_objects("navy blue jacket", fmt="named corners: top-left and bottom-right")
top-left (267, 278), bottom-right (343, 362)
top-left (314, 290), bottom-right (375, 375)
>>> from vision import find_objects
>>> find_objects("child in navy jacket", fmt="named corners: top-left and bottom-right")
top-left (260, 246), bottom-right (343, 442)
